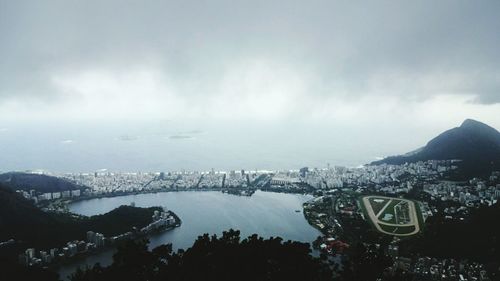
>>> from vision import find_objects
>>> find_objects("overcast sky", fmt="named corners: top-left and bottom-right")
top-left (1, 0), bottom-right (499, 171)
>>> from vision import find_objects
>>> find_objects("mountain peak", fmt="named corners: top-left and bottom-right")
top-left (371, 119), bottom-right (500, 177)
top-left (458, 119), bottom-right (500, 136)
top-left (460, 119), bottom-right (488, 129)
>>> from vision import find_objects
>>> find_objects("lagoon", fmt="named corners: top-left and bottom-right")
top-left (58, 190), bottom-right (321, 279)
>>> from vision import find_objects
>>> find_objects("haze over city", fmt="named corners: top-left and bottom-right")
top-left (1, 0), bottom-right (500, 172)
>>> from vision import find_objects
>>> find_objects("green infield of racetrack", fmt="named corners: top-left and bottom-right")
top-left (377, 199), bottom-right (402, 224)
top-left (368, 197), bottom-right (389, 215)
top-left (378, 223), bottom-right (416, 235)
top-left (413, 200), bottom-right (425, 233)
top-left (359, 195), bottom-right (424, 237)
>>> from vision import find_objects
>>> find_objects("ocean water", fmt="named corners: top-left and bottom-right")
top-left (0, 119), bottom-right (415, 173)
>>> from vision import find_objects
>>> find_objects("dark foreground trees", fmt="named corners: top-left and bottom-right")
top-left (70, 229), bottom-right (334, 281)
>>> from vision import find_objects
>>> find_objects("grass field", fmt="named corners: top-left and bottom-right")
top-left (377, 199), bottom-right (400, 223)
top-left (378, 224), bottom-right (397, 233)
top-left (379, 224), bottom-right (416, 235)
top-left (368, 197), bottom-right (389, 215)
top-left (361, 195), bottom-right (421, 237)
top-left (394, 225), bottom-right (416, 235)
top-left (414, 200), bottom-right (425, 232)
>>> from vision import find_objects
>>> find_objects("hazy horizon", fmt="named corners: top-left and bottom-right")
top-left (1, 118), bottom-right (498, 173)
top-left (1, 1), bottom-right (500, 172)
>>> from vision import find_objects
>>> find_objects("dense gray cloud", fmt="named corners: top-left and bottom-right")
top-left (1, 0), bottom-right (499, 108)
top-left (1, 1), bottom-right (500, 171)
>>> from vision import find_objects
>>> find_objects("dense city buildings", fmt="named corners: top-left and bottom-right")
top-left (13, 160), bottom-right (499, 216)
top-left (5, 160), bottom-right (500, 280)
top-left (17, 208), bottom-right (179, 267)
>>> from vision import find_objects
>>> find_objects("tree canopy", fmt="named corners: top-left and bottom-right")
top-left (70, 229), bottom-right (334, 281)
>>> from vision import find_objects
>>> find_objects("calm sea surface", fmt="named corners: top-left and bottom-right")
top-left (58, 190), bottom-right (321, 279)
